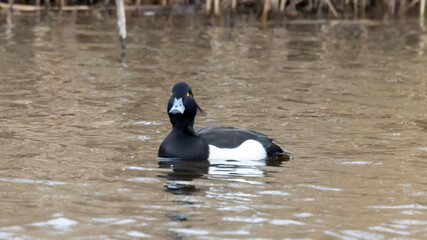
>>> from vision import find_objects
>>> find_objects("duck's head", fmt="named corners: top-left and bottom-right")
top-left (167, 82), bottom-right (202, 127)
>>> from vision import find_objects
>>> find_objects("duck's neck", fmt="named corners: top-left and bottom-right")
top-left (170, 117), bottom-right (197, 136)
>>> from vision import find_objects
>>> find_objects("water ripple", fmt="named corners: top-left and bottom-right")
top-left (258, 190), bottom-right (291, 196)
top-left (299, 184), bottom-right (343, 191)
top-left (169, 228), bottom-right (210, 235)
top-left (368, 226), bottom-right (410, 235)
top-left (223, 216), bottom-right (268, 223)
top-left (269, 219), bottom-right (306, 226)
top-left (0, 178), bottom-right (67, 186)
top-left (127, 231), bottom-right (151, 238)
top-left (368, 204), bottom-right (427, 210)
top-left (126, 177), bottom-right (160, 183)
top-left (30, 217), bottom-right (78, 230)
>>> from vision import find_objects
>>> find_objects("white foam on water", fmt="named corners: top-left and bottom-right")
top-left (258, 190), bottom-right (290, 196)
top-left (113, 219), bottom-right (136, 225)
top-left (91, 218), bottom-right (119, 223)
top-left (0, 232), bottom-right (15, 239)
top-left (0, 226), bottom-right (24, 232)
top-left (401, 210), bottom-right (423, 215)
top-left (223, 216), bottom-right (268, 223)
top-left (269, 219), bottom-right (306, 226)
top-left (126, 177), bottom-right (160, 183)
top-left (294, 213), bottom-right (314, 218)
top-left (30, 217), bottom-right (78, 230)
top-left (392, 219), bottom-right (427, 225)
top-left (283, 238), bottom-right (312, 240)
top-left (300, 184), bottom-right (343, 191)
top-left (369, 226), bottom-right (410, 235)
top-left (342, 230), bottom-right (384, 240)
top-left (0, 178), bottom-right (67, 186)
top-left (221, 178), bottom-right (263, 185)
top-left (340, 161), bottom-right (373, 165)
top-left (136, 135), bottom-right (151, 141)
top-left (133, 121), bottom-right (161, 125)
top-left (216, 230), bottom-right (250, 235)
top-left (217, 205), bottom-right (250, 212)
top-left (368, 204), bottom-right (427, 210)
top-left (121, 166), bottom-right (159, 171)
top-left (324, 230), bottom-right (357, 240)
top-left (127, 231), bottom-right (151, 238)
top-left (169, 228), bottom-right (210, 235)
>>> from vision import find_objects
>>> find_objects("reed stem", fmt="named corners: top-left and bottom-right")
top-left (279, 0), bottom-right (286, 11)
top-left (325, 0), bottom-right (337, 16)
top-left (214, 0), bottom-right (220, 16)
top-left (3, 0), bottom-right (427, 21)
top-left (262, 0), bottom-right (270, 21)
top-left (206, 0), bottom-right (211, 14)
top-left (353, 0), bottom-right (358, 17)
top-left (116, 0), bottom-right (126, 57)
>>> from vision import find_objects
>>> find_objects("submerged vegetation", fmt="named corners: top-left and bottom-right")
top-left (0, 0), bottom-right (426, 20)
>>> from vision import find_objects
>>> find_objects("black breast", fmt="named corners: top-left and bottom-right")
top-left (158, 132), bottom-right (209, 160)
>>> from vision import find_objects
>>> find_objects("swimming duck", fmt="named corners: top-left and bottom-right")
top-left (158, 82), bottom-right (290, 161)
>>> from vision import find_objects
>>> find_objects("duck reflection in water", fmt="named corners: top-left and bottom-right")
top-left (158, 156), bottom-right (290, 196)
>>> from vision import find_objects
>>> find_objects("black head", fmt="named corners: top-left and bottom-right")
top-left (167, 82), bottom-right (202, 129)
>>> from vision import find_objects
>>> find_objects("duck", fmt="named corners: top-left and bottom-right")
top-left (158, 82), bottom-right (291, 161)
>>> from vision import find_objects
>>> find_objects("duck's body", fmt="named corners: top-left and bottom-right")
top-left (158, 82), bottom-right (290, 161)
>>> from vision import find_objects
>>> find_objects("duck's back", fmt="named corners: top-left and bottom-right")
top-left (197, 126), bottom-right (289, 159)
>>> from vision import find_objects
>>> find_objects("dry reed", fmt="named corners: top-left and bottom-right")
top-left (0, 0), bottom-right (426, 19)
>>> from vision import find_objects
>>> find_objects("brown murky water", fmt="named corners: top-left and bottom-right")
top-left (1, 10), bottom-right (427, 239)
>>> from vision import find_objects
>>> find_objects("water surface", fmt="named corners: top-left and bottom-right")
top-left (0, 11), bottom-right (427, 239)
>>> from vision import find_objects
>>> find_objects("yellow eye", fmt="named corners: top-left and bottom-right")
top-left (171, 92), bottom-right (173, 96)
top-left (186, 93), bottom-right (190, 97)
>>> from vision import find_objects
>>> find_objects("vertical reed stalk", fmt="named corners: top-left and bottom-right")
top-left (136, 0), bottom-right (141, 9)
top-left (421, 0), bottom-right (426, 18)
top-left (399, 0), bottom-right (405, 17)
top-left (206, 0), bottom-right (211, 14)
top-left (289, 0), bottom-right (295, 10)
top-left (262, 0), bottom-right (270, 21)
top-left (353, 0), bottom-right (358, 17)
top-left (317, 0), bottom-right (323, 16)
top-left (271, 0), bottom-right (279, 10)
top-left (279, 0), bottom-right (286, 11)
top-left (214, 0), bottom-right (220, 16)
top-left (45, 0), bottom-right (50, 10)
top-left (60, 0), bottom-right (65, 10)
top-left (389, 0), bottom-right (395, 15)
top-left (361, 0), bottom-right (366, 17)
top-left (35, 0), bottom-right (40, 8)
top-left (116, 0), bottom-right (126, 58)
top-left (8, 0), bottom-right (13, 10)
top-left (307, 0), bottom-right (313, 11)
top-left (231, 0), bottom-right (236, 11)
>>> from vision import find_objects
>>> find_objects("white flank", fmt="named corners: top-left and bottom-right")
top-left (208, 139), bottom-right (267, 161)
